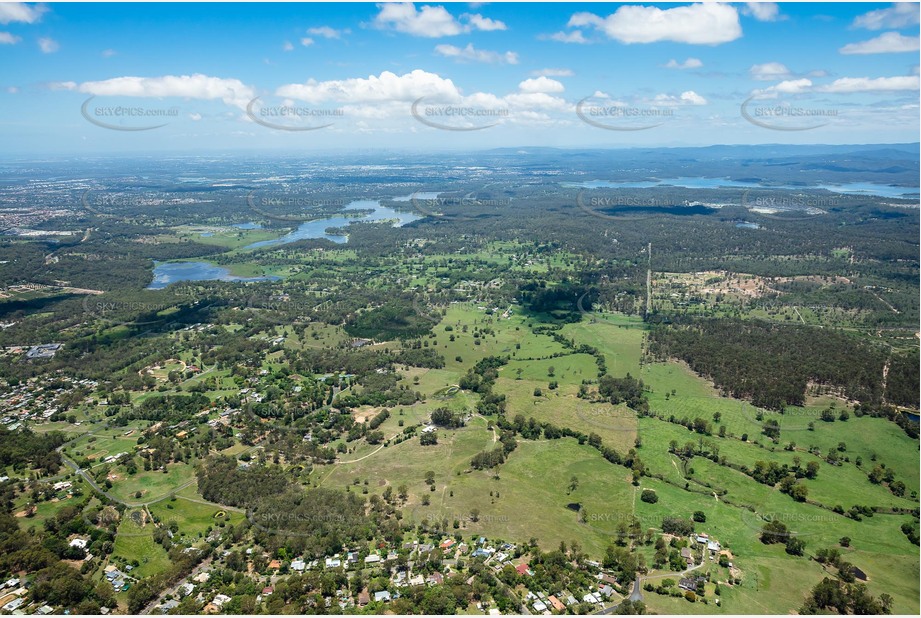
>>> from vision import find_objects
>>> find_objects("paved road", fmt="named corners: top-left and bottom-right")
top-left (57, 447), bottom-right (200, 508)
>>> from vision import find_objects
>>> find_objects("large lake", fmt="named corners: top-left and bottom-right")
top-left (149, 198), bottom-right (420, 287)
top-left (244, 198), bottom-right (420, 249)
top-left (563, 178), bottom-right (920, 199)
top-left (148, 261), bottom-right (280, 290)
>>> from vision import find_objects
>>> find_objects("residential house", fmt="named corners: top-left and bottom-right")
top-left (426, 572), bottom-right (444, 586)
top-left (211, 594), bottom-right (231, 607)
top-left (547, 596), bottom-right (566, 612)
top-left (157, 600), bottom-right (179, 614)
top-left (599, 573), bottom-right (619, 587)
top-left (678, 576), bottom-right (707, 592)
top-left (2, 599), bottom-right (24, 612)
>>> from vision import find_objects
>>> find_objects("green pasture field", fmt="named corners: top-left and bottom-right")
top-left (148, 496), bottom-right (244, 540)
top-left (111, 510), bottom-right (172, 579)
top-left (106, 462), bottom-right (196, 504)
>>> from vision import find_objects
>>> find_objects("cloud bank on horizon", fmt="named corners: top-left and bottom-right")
top-left (0, 1), bottom-right (918, 151)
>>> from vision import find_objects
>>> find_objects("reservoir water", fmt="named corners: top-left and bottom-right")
top-left (148, 261), bottom-right (280, 289)
top-left (563, 178), bottom-right (919, 199)
top-left (149, 198), bottom-right (420, 287)
top-left (244, 198), bottom-right (420, 249)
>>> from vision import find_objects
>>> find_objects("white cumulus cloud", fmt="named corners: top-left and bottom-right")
top-left (518, 77), bottom-right (565, 94)
top-left (373, 3), bottom-right (506, 37)
top-left (434, 43), bottom-right (518, 64)
top-left (651, 90), bottom-right (708, 106)
top-left (273, 69), bottom-right (573, 128)
top-left (756, 78), bottom-right (814, 96)
top-left (818, 75), bottom-right (920, 93)
top-left (665, 57), bottom-right (703, 69)
top-left (464, 14), bottom-right (507, 31)
top-left (840, 32), bottom-right (920, 55)
top-left (307, 26), bottom-right (349, 39)
top-left (75, 74), bottom-right (256, 109)
top-left (546, 30), bottom-right (588, 44)
top-left (38, 36), bottom-right (58, 53)
top-left (742, 2), bottom-right (781, 22)
top-left (749, 62), bottom-right (792, 80)
top-left (568, 3), bottom-right (742, 45)
top-left (0, 2), bottom-right (47, 24)
top-left (0, 31), bottom-right (21, 44)
top-left (277, 69), bottom-right (462, 104)
top-left (531, 68), bottom-right (574, 77)
top-left (852, 3), bottom-right (920, 30)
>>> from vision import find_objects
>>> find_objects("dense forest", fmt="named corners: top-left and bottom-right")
top-left (0, 428), bottom-right (66, 475)
top-left (647, 318), bottom-right (899, 410)
top-left (196, 456), bottom-right (381, 558)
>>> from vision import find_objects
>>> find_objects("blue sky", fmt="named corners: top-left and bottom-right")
top-left (0, 1), bottom-right (918, 153)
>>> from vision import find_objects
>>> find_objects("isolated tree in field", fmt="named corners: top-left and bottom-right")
top-left (760, 519), bottom-right (789, 544)
top-left (568, 475), bottom-right (579, 494)
top-left (420, 432), bottom-right (437, 446)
